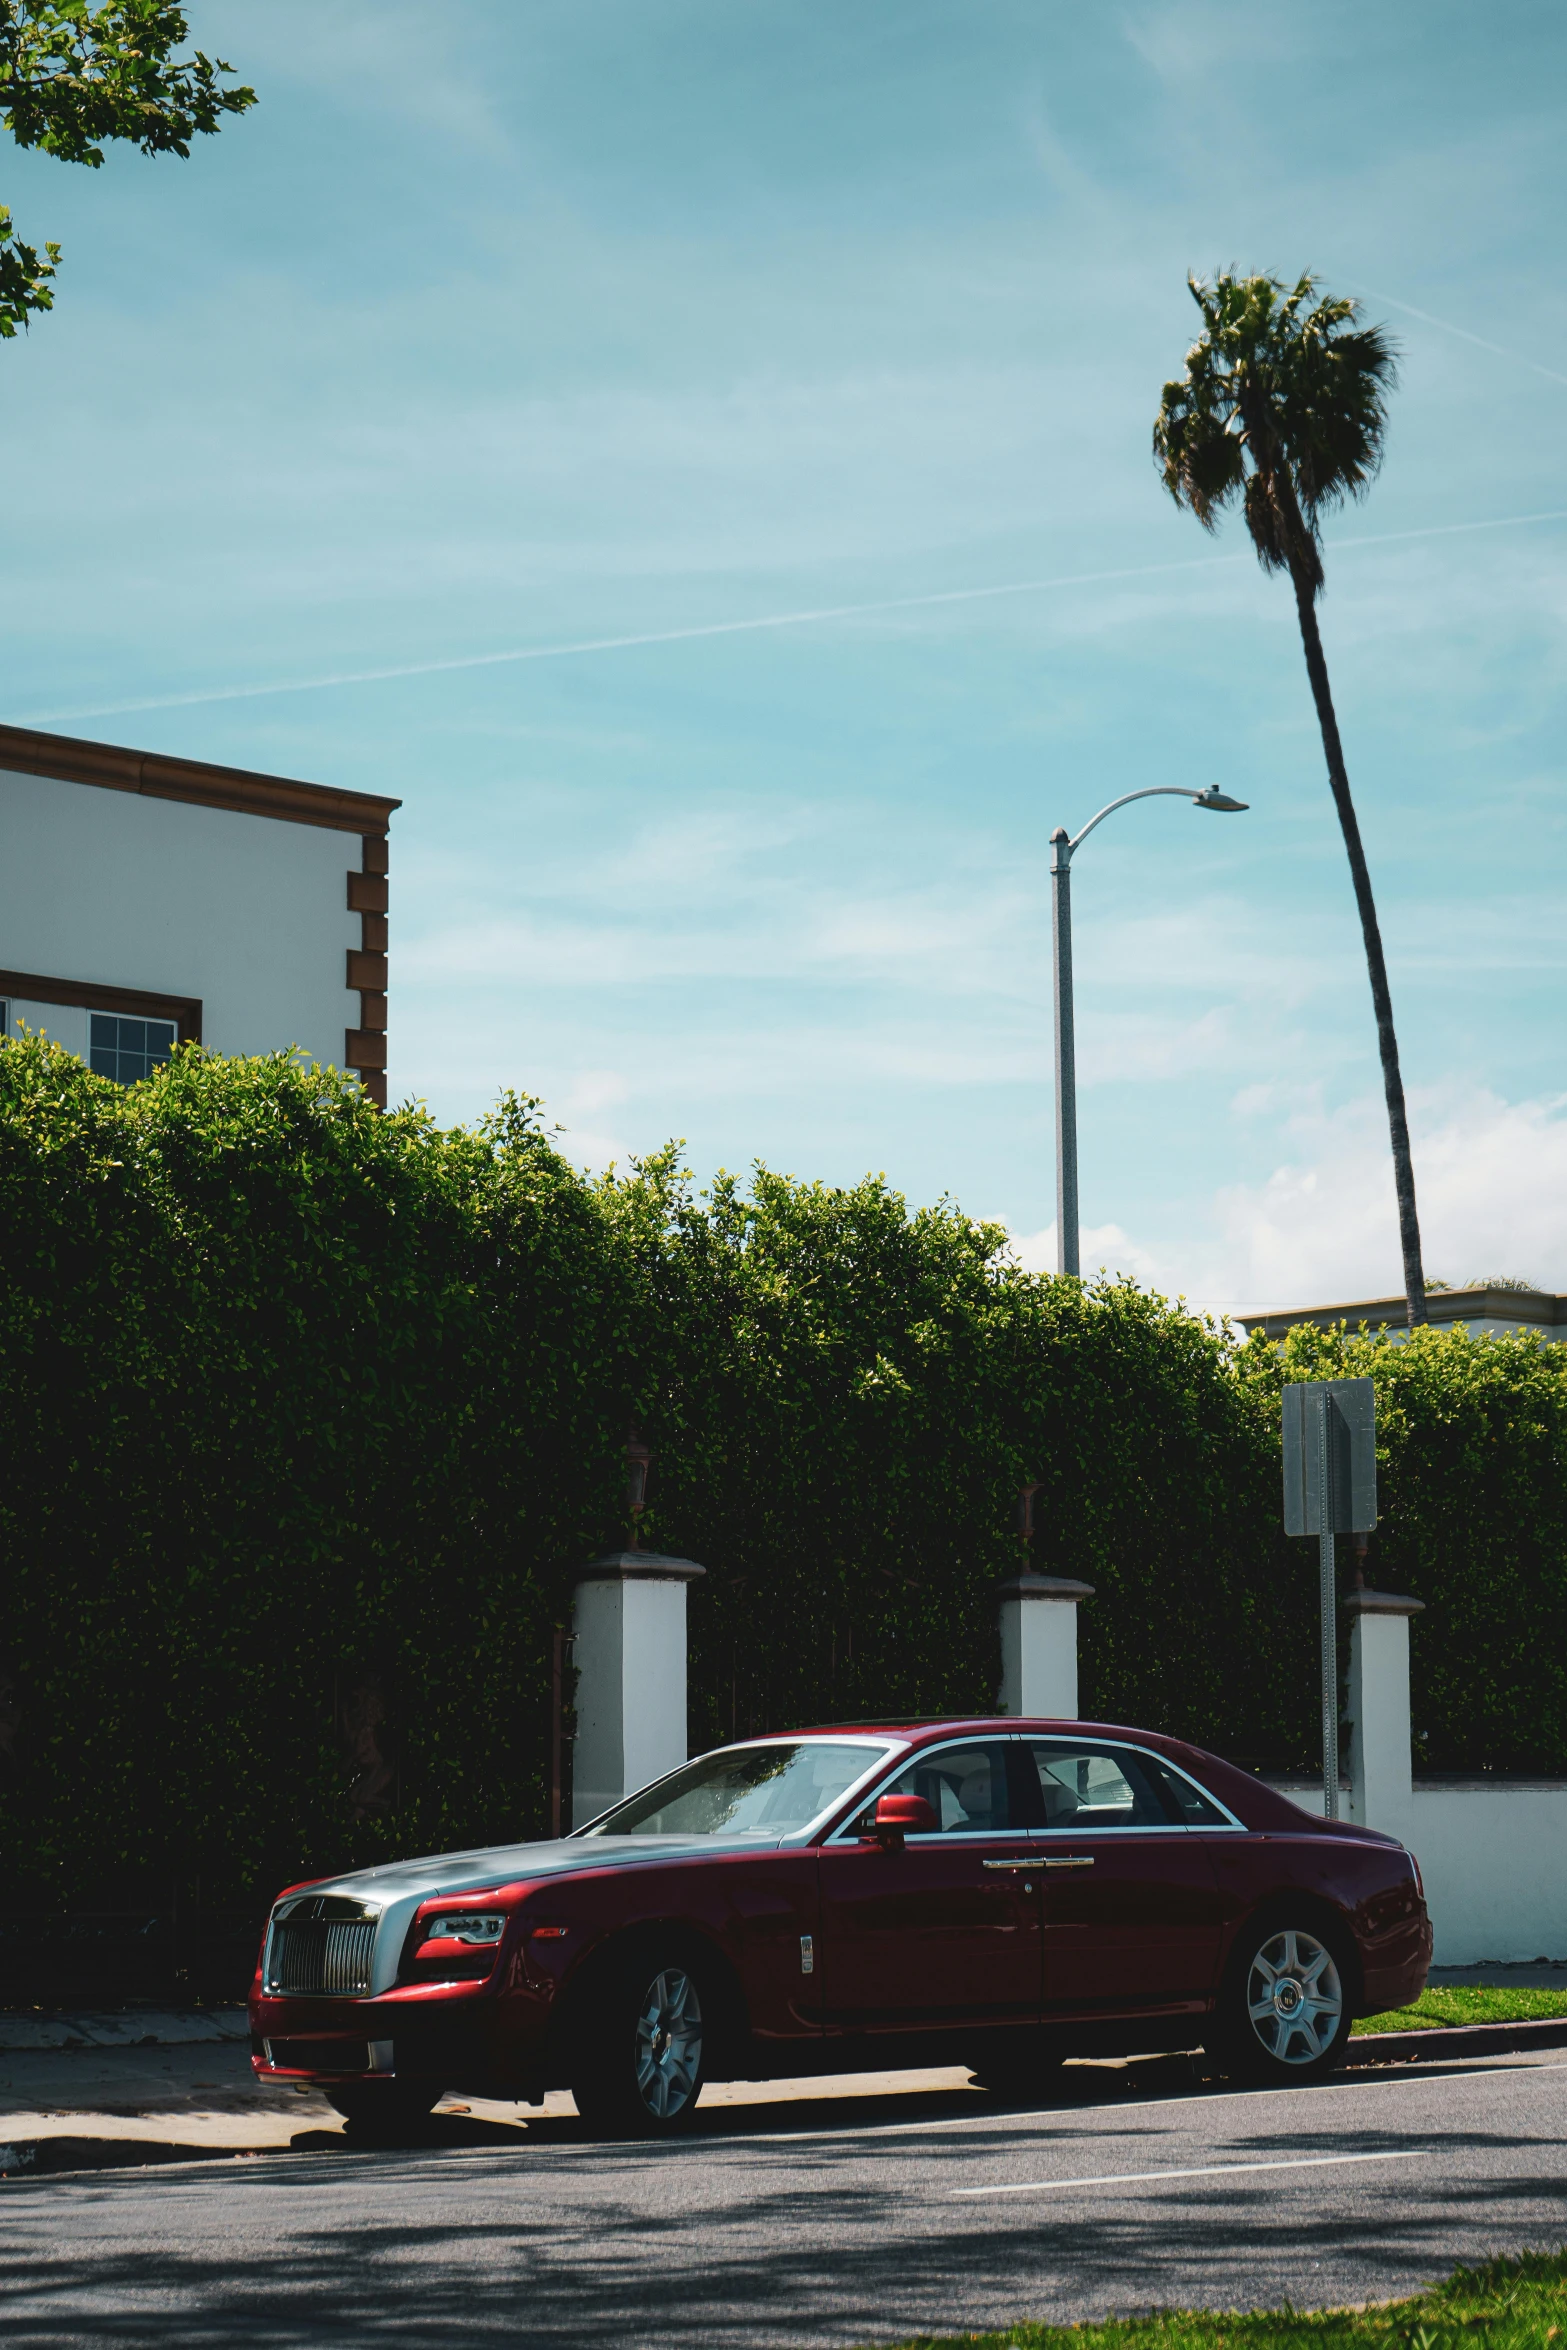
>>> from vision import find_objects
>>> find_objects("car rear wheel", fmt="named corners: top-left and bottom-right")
top-left (1212, 1919), bottom-right (1352, 2082)
top-left (571, 1951), bottom-right (709, 2136)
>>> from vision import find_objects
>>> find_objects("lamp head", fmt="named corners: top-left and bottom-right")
top-left (1192, 787), bottom-right (1248, 812)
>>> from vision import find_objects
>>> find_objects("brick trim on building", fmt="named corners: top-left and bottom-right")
top-left (345, 832), bottom-right (391, 1107)
top-left (0, 722), bottom-right (400, 837)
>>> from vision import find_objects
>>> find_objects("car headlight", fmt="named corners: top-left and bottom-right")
top-left (1402, 1848), bottom-right (1425, 1901)
top-left (421, 1913), bottom-right (504, 1945)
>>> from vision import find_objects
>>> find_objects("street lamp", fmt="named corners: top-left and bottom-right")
top-left (1051, 785), bottom-right (1249, 1279)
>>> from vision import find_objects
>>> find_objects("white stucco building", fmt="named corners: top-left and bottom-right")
top-left (0, 722), bottom-right (399, 1107)
top-left (1241, 1285), bottom-right (1567, 1345)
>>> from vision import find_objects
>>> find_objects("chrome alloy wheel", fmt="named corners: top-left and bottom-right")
top-left (1245, 1928), bottom-right (1343, 2064)
top-left (633, 1966), bottom-right (704, 2119)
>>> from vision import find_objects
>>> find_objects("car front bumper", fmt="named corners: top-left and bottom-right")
top-left (250, 1974), bottom-right (556, 2096)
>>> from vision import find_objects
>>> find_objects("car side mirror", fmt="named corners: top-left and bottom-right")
top-left (872, 1793), bottom-right (936, 1847)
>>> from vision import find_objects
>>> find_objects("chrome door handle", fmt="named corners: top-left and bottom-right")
top-left (1043, 1855), bottom-right (1094, 1868)
top-left (981, 1859), bottom-right (1037, 1871)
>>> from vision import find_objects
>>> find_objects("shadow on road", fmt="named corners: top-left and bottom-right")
top-left (4, 2055), bottom-right (1567, 2348)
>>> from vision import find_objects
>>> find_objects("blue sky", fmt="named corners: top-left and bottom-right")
top-left (6, 0), bottom-right (1567, 1313)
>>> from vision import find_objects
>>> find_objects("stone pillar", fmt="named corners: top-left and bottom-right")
top-left (996, 1575), bottom-right (1094, 1719)
top-left (1343, 1587), bottom-right (1423, 1846)
top-left (570, 1550), bottom-right (705, 1829)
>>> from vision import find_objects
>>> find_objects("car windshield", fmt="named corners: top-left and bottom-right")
top-left (583, 1740), bottom-right (891, 1838)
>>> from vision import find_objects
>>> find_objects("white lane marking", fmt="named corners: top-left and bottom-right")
top-left (953, 2148), bottom-right (1428, 2198)
top-left (683, 2054), bottom-right (1567, 2153)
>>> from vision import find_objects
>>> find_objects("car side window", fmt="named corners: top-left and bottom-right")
top-left (1144, 1756), bottom-right (1231, 1826)
top-left (881, 1740), bottom-right (1014, 1834)
top-left (1026, 1741), bottom-right (1169, 1831)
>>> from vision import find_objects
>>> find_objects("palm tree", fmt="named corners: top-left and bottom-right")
top-left (1154, 271), bottom-right (1427, 1327)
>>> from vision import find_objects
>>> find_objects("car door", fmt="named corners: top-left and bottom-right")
top-left (817, 1737), bottom-right (1043, 2037)
top-left (1026, 1739), bottom-right (1225, 2026)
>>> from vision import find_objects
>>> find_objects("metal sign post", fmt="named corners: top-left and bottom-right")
top-left (1282, 1379), bottom-right (1376, 1819)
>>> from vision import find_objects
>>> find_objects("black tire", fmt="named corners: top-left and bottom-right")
top-left (570, 1947), bottom-right (710, 2137)
top-left (1209, 1914), bottom-right (1354, 2084)
top-left (325, 2082), bottom-right (442, 2139)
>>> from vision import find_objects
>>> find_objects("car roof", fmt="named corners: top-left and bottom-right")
top-left (793, 1716), bottom-right (1181, 1746)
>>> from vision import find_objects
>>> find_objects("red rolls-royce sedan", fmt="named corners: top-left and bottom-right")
top-left (250, 1717), bottom-right (1431, 2134)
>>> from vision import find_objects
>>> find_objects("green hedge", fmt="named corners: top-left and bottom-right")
top-left (1, 1037), bottom-right (1562, 1913)
top-left (1233, 1320), bottom-right (1567, 1776)
top-left (0, 1041), bottom-right (638, 1908)
top-left (603, 1154), bottom-right (1300, 1760)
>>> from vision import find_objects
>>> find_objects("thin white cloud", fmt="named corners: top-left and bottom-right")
top-left (1121, 1), bottom-right (1315, 84)
top-left (1020, 1085), bottom-right (1567, 1315)
top-left (1004, 1219), bottom-right (1166, 1289)
top-left (1212, 1085), bottom-right (1567, 1311)
top-left (18, 508), bottom-right (1567, 728)
top-left (550, 1068), bottom-right (635, 1174)
top-left (208, 0), bottom-right (518, 156)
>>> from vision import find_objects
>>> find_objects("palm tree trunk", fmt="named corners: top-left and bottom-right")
top-left (1289, 567), bottom-right (1427, 1327)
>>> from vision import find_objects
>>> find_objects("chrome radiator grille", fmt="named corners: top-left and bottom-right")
top-left (266, 1912), bottom-right (377, 1997)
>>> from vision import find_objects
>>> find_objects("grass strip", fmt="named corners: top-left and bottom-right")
top-left (1353, 1987), bottom-right (1567, 2035)
top-left (860, 2247), bottom-right (1567, 2350)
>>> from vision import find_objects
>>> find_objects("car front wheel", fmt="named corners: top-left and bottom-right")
top-left (571, 1952), bottom-right (709, 2136)
top-left (1213, 1920), bottom-right (1352, 2082)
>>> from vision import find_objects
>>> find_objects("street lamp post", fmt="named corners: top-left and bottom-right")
top-left (1051, 786), bottom-right (1249, 1279)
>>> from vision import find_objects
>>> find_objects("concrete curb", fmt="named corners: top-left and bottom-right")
top-left (0, 2010), bottom-right (249, 2052)
top-left (1345, 2014), bottom-right (1567, 2064)
top-left (0, 2135), bottom-right (248, 2179)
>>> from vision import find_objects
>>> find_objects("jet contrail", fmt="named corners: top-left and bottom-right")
top-left (1333, 504), bottom-right (1567, 548)
top-left (18, 505), bottom-right (1567, 727)
top-left (14, 551), bottom-right (1246, 725)
top-left (1342, 279), bottom-right (1567, 390)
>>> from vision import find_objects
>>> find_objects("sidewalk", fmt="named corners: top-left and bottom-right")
top-left (0, 2012), bottom-right (997, 2176)
top-left (0, 2012), bottom-right (335, 2172)
top-left (0, 2008), bottom-right (254, 2052)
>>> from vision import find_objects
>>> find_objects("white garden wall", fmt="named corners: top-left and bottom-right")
top-left (1263, 1776), bottom-right (1567, 1965)
top-left (1411, 1785), bottom-right (1567, 1964)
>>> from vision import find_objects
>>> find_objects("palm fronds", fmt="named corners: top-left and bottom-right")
top-left (1152, 271), bottom-right (1397, 599)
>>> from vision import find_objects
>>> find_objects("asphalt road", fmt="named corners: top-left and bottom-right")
top-left (4, 2051), bottom-right (1566, 2349)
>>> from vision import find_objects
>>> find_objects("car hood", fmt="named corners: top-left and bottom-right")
top-left (279, 1831), bottom-right (791, 1910)
top-left (262, 1833), bottom-right (798, 2000)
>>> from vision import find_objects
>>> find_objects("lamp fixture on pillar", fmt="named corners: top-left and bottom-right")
top-left (1015, 1480), bottom-right (1041, 1554)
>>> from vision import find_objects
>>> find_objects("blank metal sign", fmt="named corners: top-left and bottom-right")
top-left (1282, 1378), bottom-right (1377, 1536)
